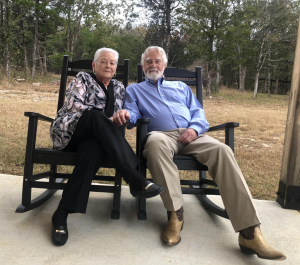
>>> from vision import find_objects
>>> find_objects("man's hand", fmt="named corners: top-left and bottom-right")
top-left (178, 128), bottom-right (197, 144)
top-left (113, 110), bottom-right (130, 127)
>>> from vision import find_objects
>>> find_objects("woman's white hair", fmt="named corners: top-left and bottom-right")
top-left (94, 48), bottom-right (119, 64)
top-left (141, 46), bottom-right (168, 67)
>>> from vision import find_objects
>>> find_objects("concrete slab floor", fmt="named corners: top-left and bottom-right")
top-left (0, 174), bottom-right (299, 265)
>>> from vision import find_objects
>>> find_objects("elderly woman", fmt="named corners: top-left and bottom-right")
top-left (49, 48), bottom-right (163, 246)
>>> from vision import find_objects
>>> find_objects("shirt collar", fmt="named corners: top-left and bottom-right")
top-left (145, 76), bottom-right (165, 86)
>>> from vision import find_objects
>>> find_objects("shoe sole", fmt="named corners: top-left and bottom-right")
top-left (239, 244), bottom-right (286, 260)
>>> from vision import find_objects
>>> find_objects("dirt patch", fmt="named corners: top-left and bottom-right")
top-left (0, 89), bottom-right (58, 101)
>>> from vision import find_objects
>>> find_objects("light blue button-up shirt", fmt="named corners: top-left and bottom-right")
top-left (123, 77), bottom-right (209, 135)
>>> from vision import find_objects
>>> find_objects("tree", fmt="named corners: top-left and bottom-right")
top-left (180, 0), bottom-right (233, 95)
top-left (31, 0), bottom-right (39, 80)
top-left (2, 0), bottom-right (11, 81)
top-left (0, 1), bottom-right (4, 69)
top-left (251, 0), bottom-right (298, 97)
top-left (132, 0), bottom-right (183, 58)
top-left (226, 0), bottom-right (254, 91)
top-left (264, 0), bottom-right (298, 95)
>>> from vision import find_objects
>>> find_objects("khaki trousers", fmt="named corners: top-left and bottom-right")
top-left (143, 128), bottom-right (261, 232)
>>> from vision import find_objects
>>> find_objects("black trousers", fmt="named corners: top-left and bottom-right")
top-left (59, 109), bottom-right (140, 213)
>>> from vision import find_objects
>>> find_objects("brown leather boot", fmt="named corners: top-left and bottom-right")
top-left (162, 207), bottom-right (184, 246)
top-left (239, 226), bottom-right (286, 260)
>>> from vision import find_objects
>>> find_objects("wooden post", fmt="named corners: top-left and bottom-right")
top-left (277, 17), bottom-right (300, 210)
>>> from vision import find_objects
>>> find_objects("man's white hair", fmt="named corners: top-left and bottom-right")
top-left (141, 46), bottom-right (168, 67)
top-left (94, 48), bottom-right (119, 64)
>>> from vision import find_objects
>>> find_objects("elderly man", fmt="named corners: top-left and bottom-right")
top-left (113, 46), bottom-right (285, 260)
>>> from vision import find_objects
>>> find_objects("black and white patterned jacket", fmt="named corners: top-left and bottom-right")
top-left (50, 72), bottom-right (125, 150)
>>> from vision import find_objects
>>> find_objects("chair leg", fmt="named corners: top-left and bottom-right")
top-left (16, 160), bottom-right (34, 213)
top-left (137, 197), bottom-right (147, 220)
top-left (16, 173), bottom-right (33, 212)
top-left (200, 170), bottom-right (206, 189)
top-left (111, 170), bottom-right (121, 219)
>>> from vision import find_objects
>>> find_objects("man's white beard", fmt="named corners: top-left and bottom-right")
top-left (145, 69), bottom-right (163, 82)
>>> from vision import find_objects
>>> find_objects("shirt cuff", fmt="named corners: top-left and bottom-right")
top-left (125, 110), bottom-right (137, 128)
top-left (188, 125), bottom-right (200, 136)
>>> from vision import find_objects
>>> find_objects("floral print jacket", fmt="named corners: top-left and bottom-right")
top-left (50, 72), bottom-right (125, 150)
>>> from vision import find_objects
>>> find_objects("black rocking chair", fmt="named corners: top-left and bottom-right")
top-left (16, 55), bottom-right (129, 220)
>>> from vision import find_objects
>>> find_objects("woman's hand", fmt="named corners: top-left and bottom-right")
top-left (113, 110), bottom-right (130, 127)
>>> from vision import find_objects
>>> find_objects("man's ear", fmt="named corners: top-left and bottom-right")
top-left (92, 61), bottom-right (95, 72)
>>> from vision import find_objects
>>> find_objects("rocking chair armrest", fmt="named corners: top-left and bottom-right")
top-left (135, 118), bottom-right (150, 157)
top-left (136, 118), bottom-right (151, 126)
top-left (208, 122), bottom-right (239, 132)
top-left (136, 118), bottom-right (150, 139)
top-left (24, 112), bottom-right (54, 123)
top-left (23, 112), bottom-right (54, 156)
top-left (208, 122), bottom-right (239, 152)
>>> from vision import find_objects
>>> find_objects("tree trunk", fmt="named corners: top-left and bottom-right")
top-left (4, 0), bottom-right (10, 82)
top-left (253, 37), bottom-right (268, 97)
top-left (5, 41), bottom-right (10, 82)
top-left (70, 30), bottom-right (78, 55)
top-left (267, 51), bottom-right (271, 97)
top-left (263, 73), bottom-right (267, 93)
top-left (231, 63), bottom-right (235, 88)
top-left (20, 9), bottom-right (30, 76)
top-left (32, 0), bottom-right (39, 81)
top-left (206, 62), bottom-right (211, 97)
top-left (239, 65), bottom-right (246, 91)
top-left (164, 0), bottom-right (171, 58)
top-left (43, 33), bottom-right (47, 75)
top-left (66, 26), bottom-right (70, 54)
top-left (24, 46), bottom-right (30, 76)
top-left (216, 58), bottom-right (220, 92)
top-left (0, 1), bottom-right (4, 66)
top-left (253, 72), bottom-right (260, 97)
top-left (275, 77), bottom-right (279, 94)
top-left (70, 13), bottom-right (83, 57)
top-left (37, 38), bottom-right (43, 74)
top-left (274, 68), bottom-right (279, 94)
top-left (267, 71), bottom-right (271, 97)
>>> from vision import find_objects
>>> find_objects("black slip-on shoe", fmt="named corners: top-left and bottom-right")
top-left (130, 180), bottom-right (164, 199)
top-left (51, 217), bottom-right (68, 246)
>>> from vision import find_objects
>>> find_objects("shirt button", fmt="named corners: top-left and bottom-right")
top-left (162, 95), bottom-right (164, 97)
